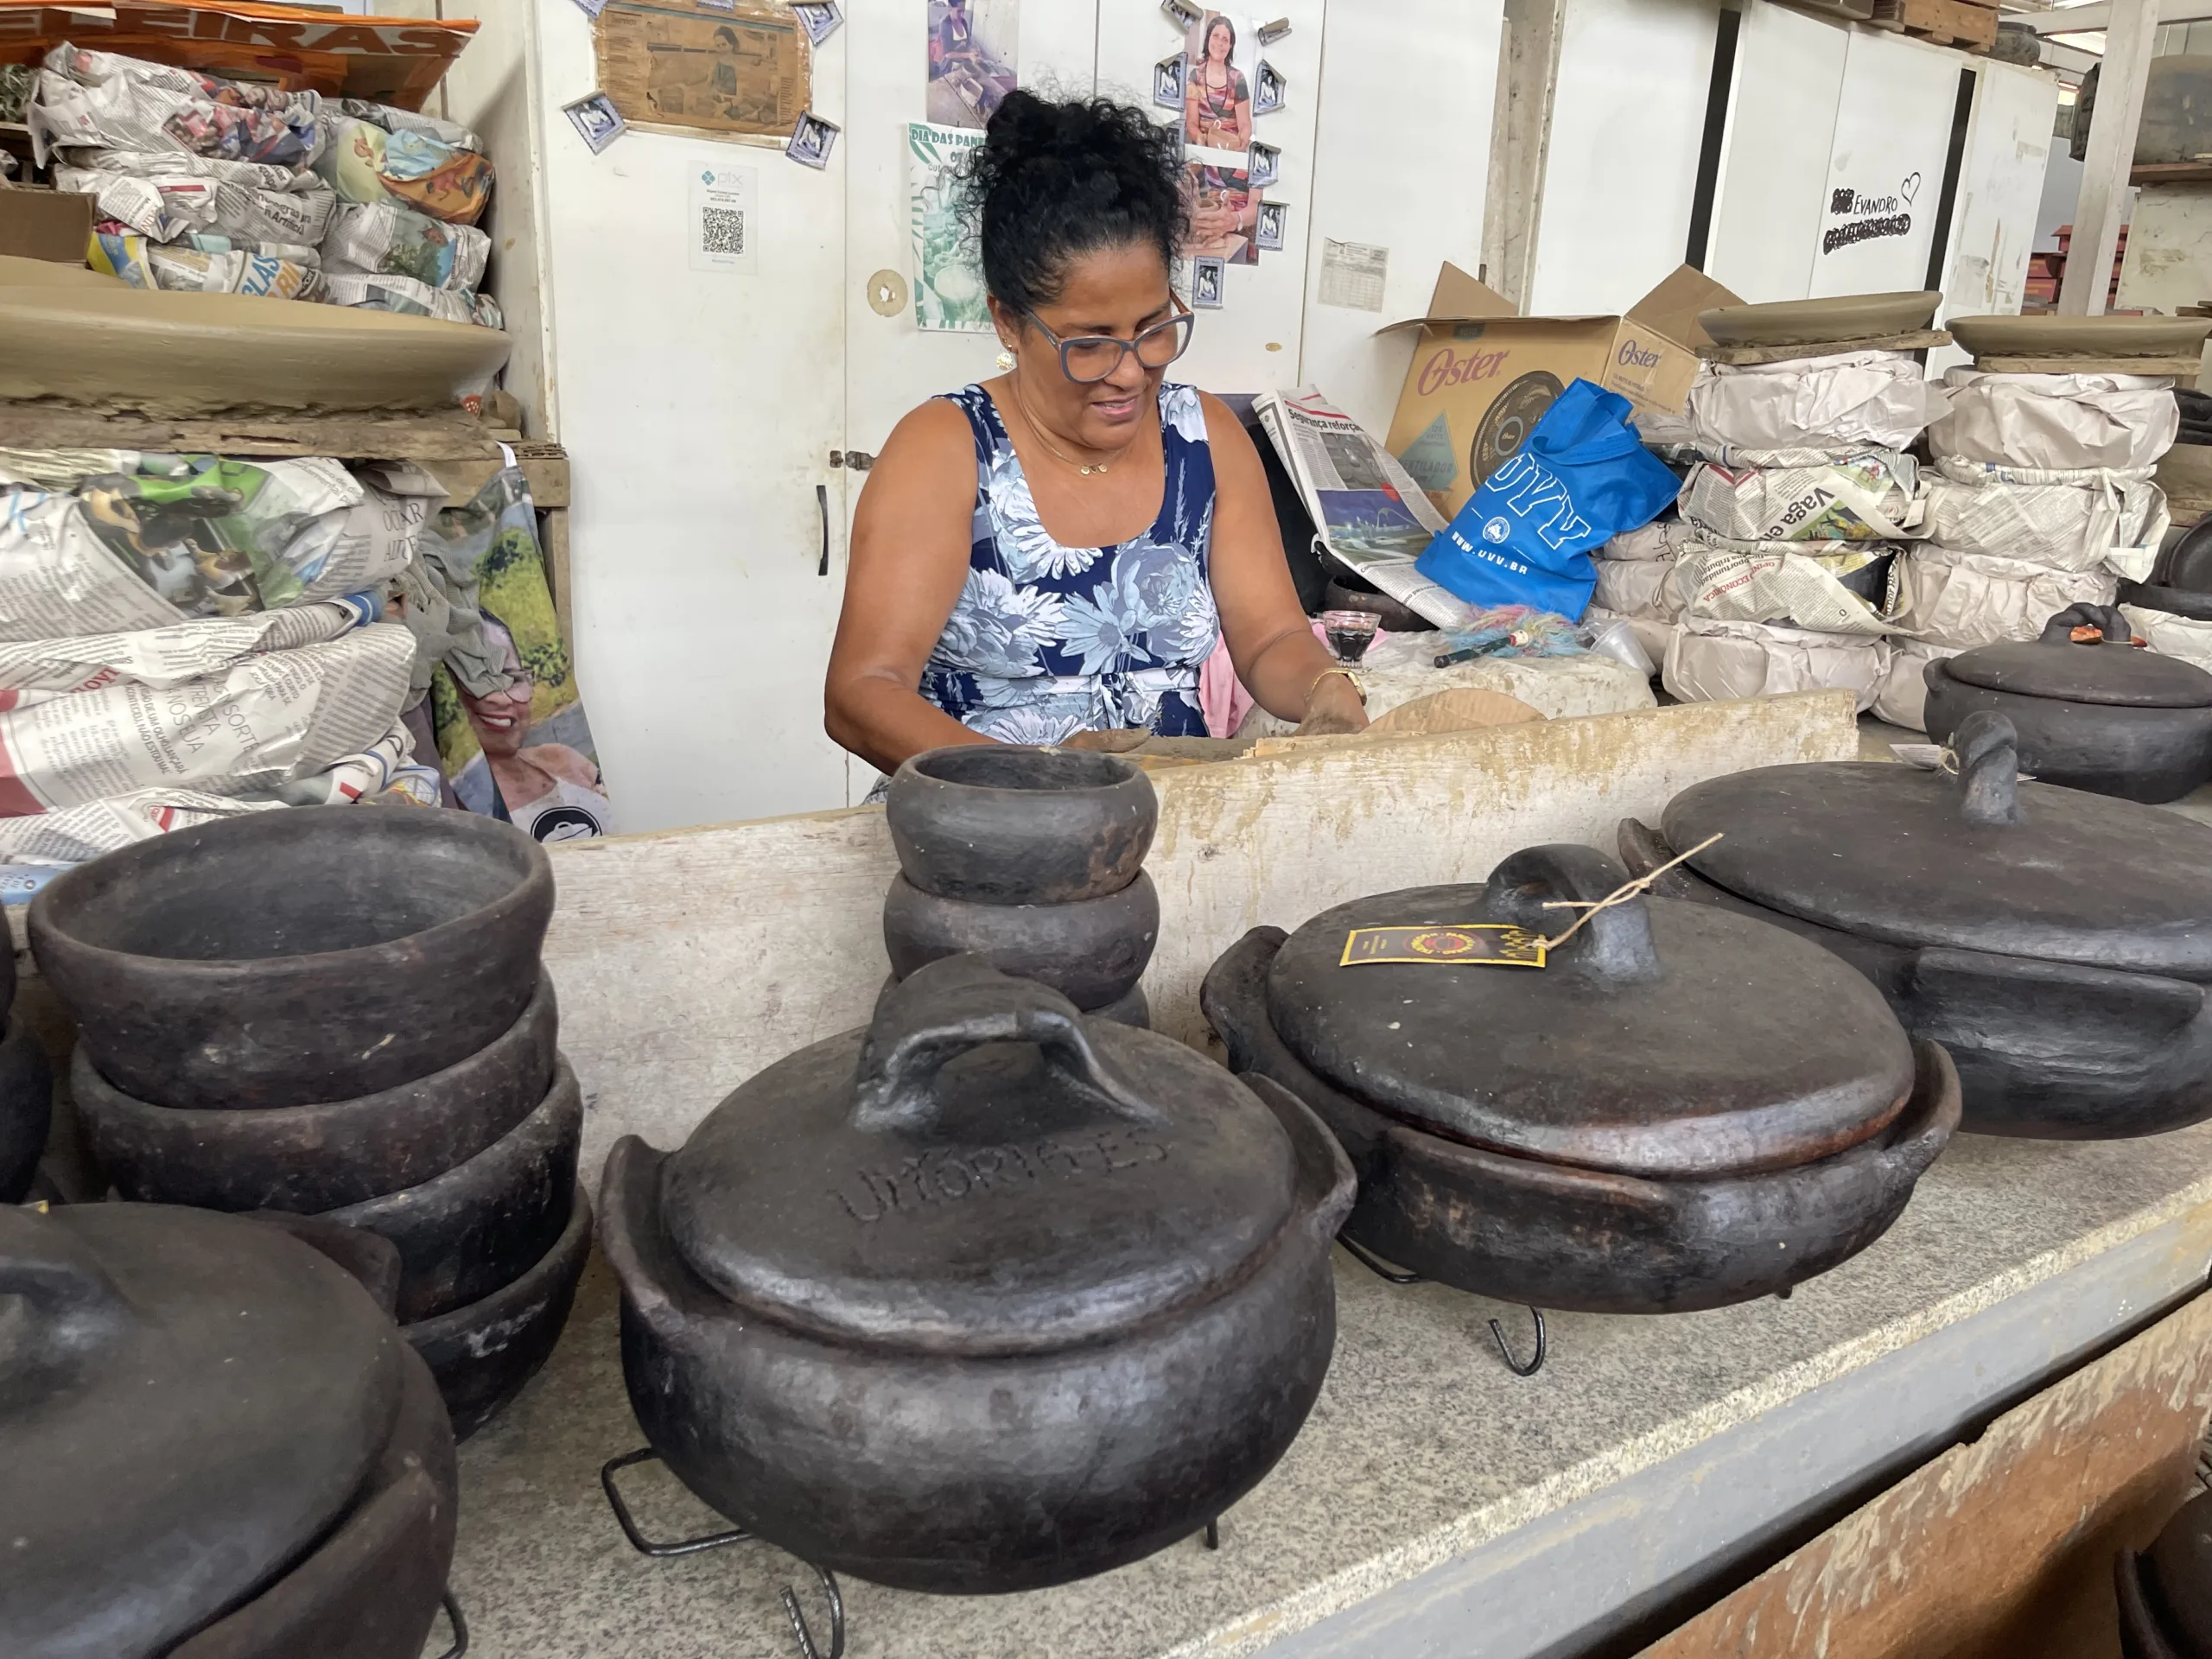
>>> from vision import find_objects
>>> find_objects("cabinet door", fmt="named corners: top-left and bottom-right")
top-left (1805, 31), bottom-right (1965, 298)
top-left (534, 6), bottom-right (853, 831)
top-left (1706, 0), bottom-right (1847, 304)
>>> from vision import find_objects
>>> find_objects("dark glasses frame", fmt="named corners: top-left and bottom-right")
top-left (1019, 296), bottom-right (1197, 384)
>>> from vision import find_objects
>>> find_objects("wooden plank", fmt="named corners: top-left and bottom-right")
top-left (541, 506), bottom-right (572, 644)
top-left (540, 692), bottom-right (1862, 1172)
top-left (1638, 1288), bottom-right (2212, 1659)
top-left (0, 403), bottom-right (507, 460)
top-left (2133, 160), bottom-right (2212, 185)
top-left (1873, 0), bottom-right (2000, 48)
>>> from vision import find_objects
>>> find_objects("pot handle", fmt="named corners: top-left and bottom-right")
top-left (1480, 843), bottom-right (1661, 983)
top-left (1948, 710), bottom-right (2023, 827)
top-left (851, 955), bottom-right (1164, 1134)
top-left (0, 1205), bottom-right (131, 1351)
top-left (2037, 603), bottom-right (2135, 647)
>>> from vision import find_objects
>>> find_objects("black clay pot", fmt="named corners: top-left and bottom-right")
top-left (2118, 1489), bottom-right (2212, 1659)
top-left (1623, 711), bottom-right (2212, 1139)
top-left (886, 745), bottom-right (1158, 905)
top-left (1923, 604), bottom-right (2212, 803)
top-left (406, 1181), bottom-right (592, 1441)
top-left (73, 970), bottom-right (558, 1214)
top-left (1199, 846), bottom-right (1956, 1315)
top-left (29, 805), bottom-right (554, 1110)
top-left (883, 871), bottom-right (1159, 1009)
top-left (327, 1059), bottom-right (582, 1324)
top-left (0, 1011), bottom-right (53, 1205)
top-left (2121, 579), bottom-right (2212, 622)
top-left (1093, 982), bottom-right (1151, 1028)
top-left (600, 956), bottom-right (1355, 1595)
top-left (1324, 577), bottom-right (1434, 634)
top-left (0, 1202), bottom-right (438, 1659)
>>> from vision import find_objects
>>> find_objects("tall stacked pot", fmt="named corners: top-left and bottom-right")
top-left (32, 804), bottom-right (589, 1438)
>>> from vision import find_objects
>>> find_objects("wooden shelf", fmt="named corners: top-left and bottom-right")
top-left (2131, 161), bottom-right (2212, 186)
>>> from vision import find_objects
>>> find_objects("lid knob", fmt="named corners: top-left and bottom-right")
top-left (1480, 843), bottom-right (1662, 983)
top-left (2037, 603), bottom-right (2135, 648)
top-left (1951, 710), bottom-right (2023, 826)
top-left (852, 955), bottom-right (1163, 1134)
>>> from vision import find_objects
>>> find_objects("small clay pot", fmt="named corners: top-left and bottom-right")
top-left (73, 971), bottom-right (558, 1214)
top-left (887, 745), bottom-right (1157, 905)
top-left (883, 870), bottom-right (1159, 1009)
top-left (30, 805), bottom-right (553, 1110)
top-left (326, 1060), bottom-right (583, 1324)
top-left (406, 1182), bottom-right (592, 1441)
top-left (0, 1012), bottom-right (53, 1205)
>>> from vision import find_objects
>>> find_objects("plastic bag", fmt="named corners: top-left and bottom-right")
top-left (315, 111), bottom-right (493, 227)
top-left (1415, 379), bottom-right (1680, 620)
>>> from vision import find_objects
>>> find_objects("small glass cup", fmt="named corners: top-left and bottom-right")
top-left (1319, 609), bottom-right (1379, 664)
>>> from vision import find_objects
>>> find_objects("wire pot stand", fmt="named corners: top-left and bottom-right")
top-left (601, 1446), bottom-right (1224, 1656)
top-left (1335, 1236), bottom-right (1548, 1377)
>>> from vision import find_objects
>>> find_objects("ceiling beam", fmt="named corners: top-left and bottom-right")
top-left (2026, 0), bottom-right (2212, 31)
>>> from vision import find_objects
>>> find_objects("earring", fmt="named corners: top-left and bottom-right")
top-left (995, 348), bottom-right (1015, 372)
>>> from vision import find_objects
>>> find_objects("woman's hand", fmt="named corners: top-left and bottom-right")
top-left (1293, 671), bottom-right (1369, 737)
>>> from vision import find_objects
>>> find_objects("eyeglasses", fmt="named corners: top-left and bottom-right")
top-left (1020, 299), bottom-right (1196, 384)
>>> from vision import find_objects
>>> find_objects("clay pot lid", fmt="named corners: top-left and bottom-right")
top-left (2, 1204), bottom-right (404, 1657)
top-left (2145, 1489), bottom-right (2212, 1654)
top-left (1662, 712), bottom-right (2212, 979)
top-left (1942, 604), bottom-right (2212, 707)
top-left (1947, 312), bottom-right (2212, 359)
top-left (1699, 290), bottom-right (1940, 346)
top-left (659, 956), bottom-right (1298, 1354)
top-left (1261, 846), bottom-right (1916, 1179)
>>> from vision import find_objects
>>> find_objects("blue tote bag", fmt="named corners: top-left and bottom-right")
top-left (1414, 378), bottom-right (1681, 620)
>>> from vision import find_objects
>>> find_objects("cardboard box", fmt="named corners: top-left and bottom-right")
top-left (1378, 263), bottom-right (1742, 517)
top-left (0, 187), bottom-right (96, 264)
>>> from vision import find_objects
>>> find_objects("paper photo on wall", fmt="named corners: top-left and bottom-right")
top-left (1247, 137), bottom-right (1279, 188)
top-left (1192, 254), bottom-right (1225, 308)
top-left (908, 120), bottom-right (994, 333)
top-left (792, 1), bottom-right (842, 43)
top-left (1183, 11), bottom-right (1253, 150)
top-left (1255, 200), bottom-right (1285, 251)
top-left (1253, 58), bottom-right (1286, 116)
top-left (563, 90), bottom-right (626, 153)
top-left (786, 109), bottom-right (839, 168)
top-left (1184, 161), bottom-right (1257, 266)
top-left (928, 0), bottom-right (1018, 130)
top-left (1162, 0), bottom-right (1200, 29)
top-left (592, 0), bottom-right (808, 143)
top-left (1154, 52), bottom-right (1185, 111)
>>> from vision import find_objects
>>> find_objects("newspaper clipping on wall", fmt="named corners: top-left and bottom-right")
top-left (908, 121), bottom-right (989, 332)
top-left (594, 0), bottom-right (809, 143)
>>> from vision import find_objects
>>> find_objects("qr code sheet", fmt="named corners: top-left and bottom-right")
top-left (702, 207), bottom-right (747, 256)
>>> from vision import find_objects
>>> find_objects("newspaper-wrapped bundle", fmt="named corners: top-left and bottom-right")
top-left (1689, 350), bottom-right (1949, 454)
top-left (1922, 457), bottom-right (2166, 579)
top-left (55, 151), bottom-right (334, 246)
top-left (1929, 370), bottom-right (2181, 472)
top-left (0, 620), bottom-right (412, 815)
top-left (1679, 449), bottom-right (1925, 542)
top-left (1675, 542), bottom-right (1901, 636)
top-left (1592, 556), bottom-right (1682, 622)
top-left (321, 270), bottom-right (502, 329)
top-left (1889, 543), bottom-right (2118, 649)
top-left (0, 600), bottom-right (371, 702)
top-left (315, 111), bottom-right (493, 228)
top-left (1871, 638), bottom-right (1961, 733)
top-left (1605, 520), bottom-right (1703, 561)
top-left (1662, 616), bottom-right (1892, 712)
top-left (1253, 387), bottom-right (1480, 631)
top-left (321, 201), bottom-right (489, 293)
top-left (0, 457), bottom-right (440, 637)
top-left (337, 99), bottom-right (482, 151)
top-left (2123, 604), bottom-right (2212, 677)
top-left (90, 232), bottom-right (320, 300)
top-left (29, 45), bottom-right (322, 168)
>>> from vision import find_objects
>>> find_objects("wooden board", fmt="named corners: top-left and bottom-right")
top-left (0, 403), bottom-right (514, 461)
top-left (1700, 329), bottom-right (1952, 364)
top-left (539, 693), bottom-right (1862, 1172)
top-left (1973, 353), bottom-right (2204, 375)
top-left (1638, 1289), bottom-right (2212, 1659)
top-left (1871, 0), bottom-right (1999, 50)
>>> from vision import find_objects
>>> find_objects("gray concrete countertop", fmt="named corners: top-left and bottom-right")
top-left (438, 1122), bottom-right (2212, 1659)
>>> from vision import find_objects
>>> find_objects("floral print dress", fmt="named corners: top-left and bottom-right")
top-left (920, 383), bottom-right (1221, 745)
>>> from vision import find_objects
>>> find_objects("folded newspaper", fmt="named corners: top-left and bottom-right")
top-left (1680, 449), bottom-right (1926, 542)
top-left (1923, 456), bottom-right (2165, 580)
top-left (30, 45), bottom-right (324, 168)
top-left (90, 232), bottom-right (321, 300)
top-left (59, 156), bottom-right (335, 247)
top-left (321, 201), bottom-right (490, 293)
top-left (1253, 387), bottom-right (1479, 631)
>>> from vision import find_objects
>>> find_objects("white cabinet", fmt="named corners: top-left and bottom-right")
top-left (1807, 31), bottom-right (1966, 299)
top-left (1705, 0), bottom-right (1847, 302)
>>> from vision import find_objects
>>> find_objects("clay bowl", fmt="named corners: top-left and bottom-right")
top-left (406, 1182), bottom-right (592, 1440)
top-left (0, 284), bottom-right (511, 415)
top-left (882, 871), bottom-right (1159, 1010)
top-left (31, 806), bottom-right (554, 1111)
top-left (1947, 313), bottom-right (2212, 360)
top-left (73, 971), bottom-right (557, 1213)
top-left (1699, 291), bottom-right (1940, 346)
top-left (2116, 1487), bottom-right (2212, 1659)
top-left (327, 1060), bottom-right (582, 1324)
top-left (886, 745), bottom-right (1158, 905)
top-left (0, 1014), bottom-right (53, 1206)
top-left (168, 1342), bottom-right (458, 1659)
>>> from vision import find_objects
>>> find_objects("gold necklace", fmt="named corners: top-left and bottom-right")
top-left (1011, 376), bottom-right (1133, 477)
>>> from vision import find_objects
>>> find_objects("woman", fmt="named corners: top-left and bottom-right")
top-left (825, 92), bottom-right (1364, 774)
top-left (1185, 15), bottom-right (1252, 149)
top-left (454, 613), bottom-right (611, 842)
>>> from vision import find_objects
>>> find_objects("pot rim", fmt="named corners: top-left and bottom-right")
top-left (897, 743), bottom-right (1147, 798)
top-left (30, 805), bottom-right (552, 983)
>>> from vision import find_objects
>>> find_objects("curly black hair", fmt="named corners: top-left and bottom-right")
top-left (960, 91), bottom-right (1187, 315)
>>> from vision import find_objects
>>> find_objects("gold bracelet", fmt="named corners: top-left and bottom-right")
top-left (1305, 666), bottom-right (1366, 708)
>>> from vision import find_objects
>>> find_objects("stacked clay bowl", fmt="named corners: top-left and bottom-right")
top-left (31, 806), bottom-right (591, 1439)
top-left (0, 934), bottom-right (54, 1204)
top-left (882, 746), bottom-right (1160, 1027)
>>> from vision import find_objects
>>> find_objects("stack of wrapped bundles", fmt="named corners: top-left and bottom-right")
top-left (315, 100), bottom-right (499, 328)
top-left (0, 448), bottom-right (445, 875)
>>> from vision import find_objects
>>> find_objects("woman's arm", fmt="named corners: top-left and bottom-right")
top-left (1200, 394), bottom-right (1369, 736)
top-left (824, 399), bottom-right (997, 772)
top-left (1230, 81), bottom-right (1253, 146)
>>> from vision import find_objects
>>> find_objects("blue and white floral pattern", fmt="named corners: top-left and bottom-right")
top-left (920, 384), bottom-right (1219, 745)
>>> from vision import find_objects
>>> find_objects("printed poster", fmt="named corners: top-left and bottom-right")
top-left (594, 0), bottom-right (809, 142)
top-left (926, 0), bottom-right (1017, 130)
top-left (1183, 10), bottom-right (1254, 151)
top-left (908, 121), bottom-right (990, 332)
top-left (1184, 162), bottom-right (1256, 264)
